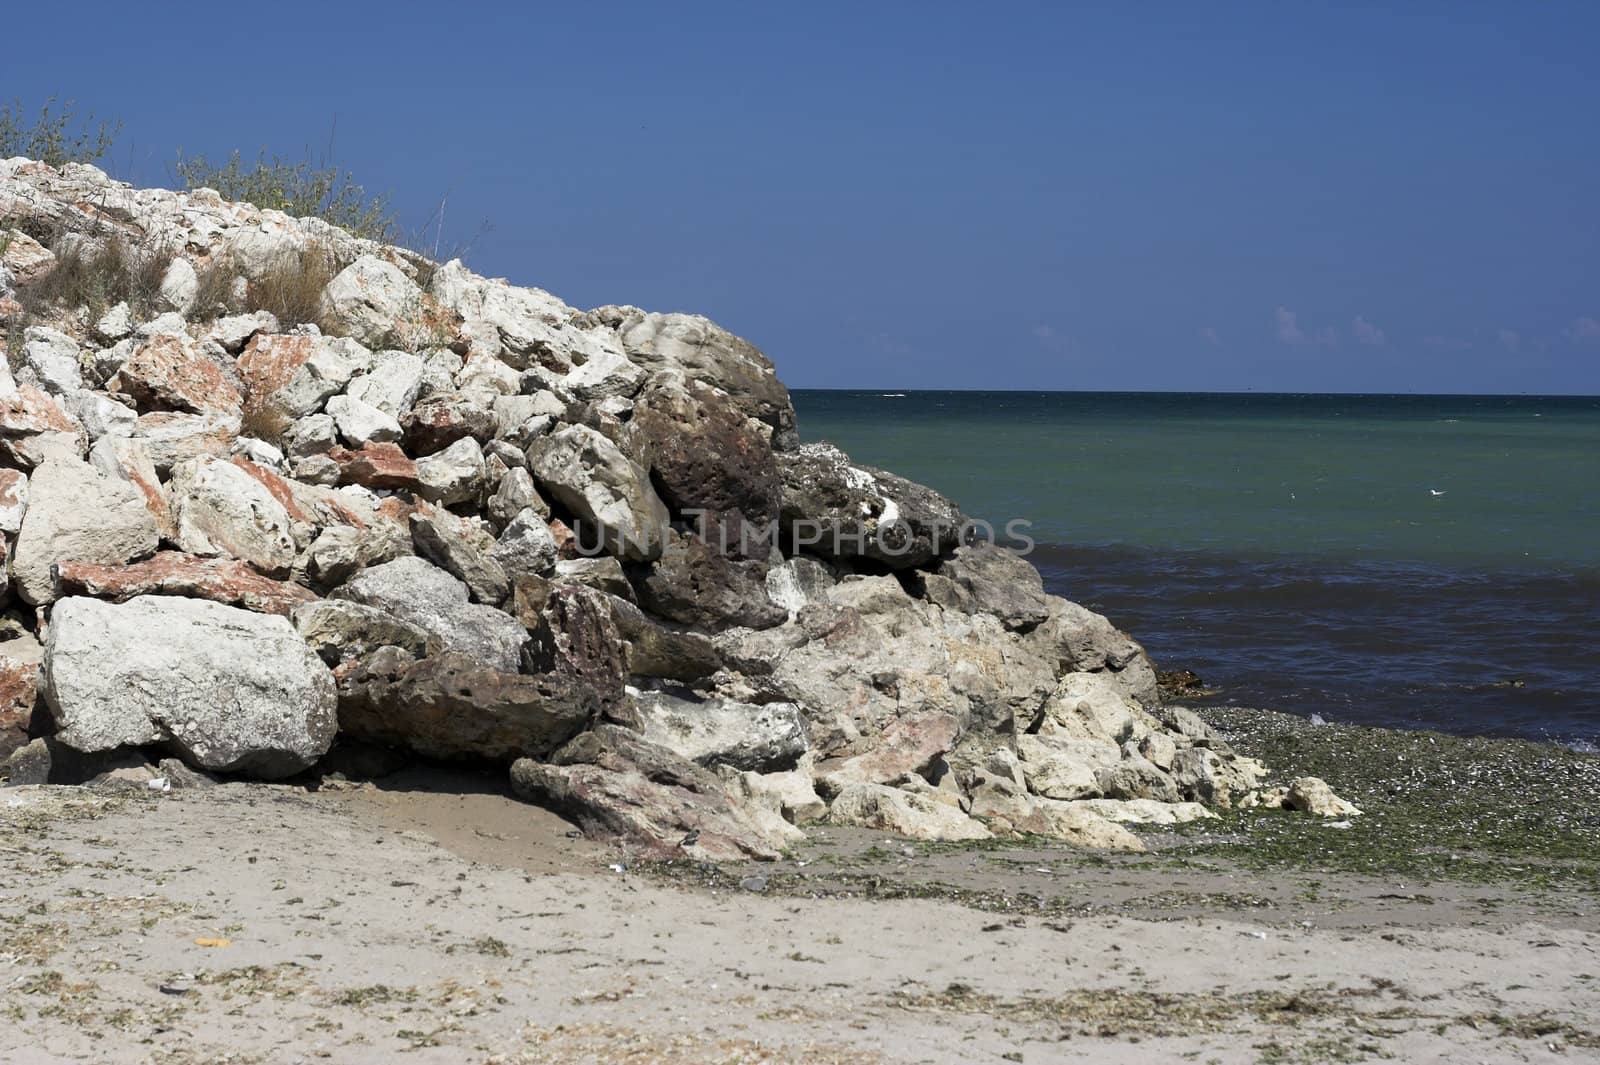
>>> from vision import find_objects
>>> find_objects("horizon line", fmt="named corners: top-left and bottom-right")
top-left (786, 387), bottom-right (1600, 399)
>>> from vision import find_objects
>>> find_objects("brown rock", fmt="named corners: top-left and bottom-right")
top-left (56, 552), bottom-right (318, 616)
top-left (237, 333), bottom-right (316, 400)
top-left (109, 334), bottom-right (242, 414)
top-left (0, 651), bottom-right (45, 761)
top-left (402, 392), bottom-right (497, 456)
top-left (815, 710), bottom-right (961, 796)
top-left (327, 442), bottom-right (421, 491)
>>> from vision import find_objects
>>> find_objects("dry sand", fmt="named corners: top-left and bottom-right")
top-left (1, 772), bottom-right (1595, 1064)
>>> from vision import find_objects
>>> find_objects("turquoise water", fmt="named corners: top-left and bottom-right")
top-left (792, 391), bottom-right (1600, 743)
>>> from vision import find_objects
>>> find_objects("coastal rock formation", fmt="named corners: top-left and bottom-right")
top-left (0, 157), bottom-right (1354, 853)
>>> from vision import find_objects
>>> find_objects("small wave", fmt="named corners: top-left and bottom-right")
top-left (1564, 738), bottom-right (1600, 754)
top-left (880, 392), bottom-right (907, 398)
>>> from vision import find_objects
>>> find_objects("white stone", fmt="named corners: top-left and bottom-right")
top-left (20, 326), bottom-right (82, 395)
top-left (326, 394), bottom-right (402, 446)
top-left (158, 257), bottom-right (199, 313)
top-left (344, 350), bottom-right (425, 416)
top-left (11, 451), bottom-right (159, 605)
top-left (42, 595), bottom-right (336, 778)
top-left (319, 255), bottom-right (422, 347)
top-left (168, 455), bottom-right (297, 574)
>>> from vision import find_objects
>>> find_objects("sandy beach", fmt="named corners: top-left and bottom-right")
top-left (4, 717), bottom-right (1596, 1065)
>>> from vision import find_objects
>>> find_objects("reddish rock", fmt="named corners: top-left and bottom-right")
top-left (328, 442), bottom-right (421, 491)
top-left (401, 393), bottom-right (497, 456)
top-left (0, 385), bottom-right (79, 436)
top-left (109, 334), bottom-right (242, 414)
top-left (237, 334), bottom-right (315, 401)
top-left (230, 457), bottom-right (312, 523)
top-left (549, 517), bottom-right (579, 560)
top-left (55, 552), bottom-right (318, 616)
top-left (0, 654), bottom-right (44, 761)
top-left (93, 437), bottom-right (175, 539)
top-left (815, 711), bottom-right (961, 794)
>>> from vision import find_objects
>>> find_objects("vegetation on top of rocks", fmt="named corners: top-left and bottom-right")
top-left (0, 98), bottom-right (121, 167)
top-left (174, 149), bottom-right (396, 242)
top-left (15, 234), bottom-right (174, 321)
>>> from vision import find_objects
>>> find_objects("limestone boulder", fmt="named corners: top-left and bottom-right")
top-left (42, 595), bottom-right (336, 778)
top-left (527, 424), bottom-right (669, 562)
top-left (777, 443), bottom-right (963, 569)
top-left (168, 455), bottom-right (297, 575)
top-left (11, 451), bottom-right (158, 605)
top-left (330, 556), bottom-right (527, 672)
top-left (319, 255), bottom-right (423, 347)
top-left (634, 689), bottom-right (807, 773)
top-left (108, 333), bottom-right (241, 414)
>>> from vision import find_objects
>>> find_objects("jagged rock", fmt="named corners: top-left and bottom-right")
top-left (490, 507), bottom-right (558, 579)
top-left (431, 259), bottom-right (623, 371)
top-left (511, 725), bottom-right (785, 860)
top-left (527, 424), bottom-right (669, 562)
top-left (336, 650), bottom-right (597, 761)
top-left (205, 310), bottom-right (278, 353)
top-left (109, 333), bottom-right (241, 414)
top-left (725, 768), bottom-right (828, 826)
top-left (634, 689), bottom-right (807, 772)
top-left (403, 391), bottom-right (497, 456)
top-left (917, 544), bottom-right (1051, 630)
top-left (331, 556), bottom-right (527, 672)
top-left (238, 333), bottom-right (355, 417)
top-left (815, 711), bottom-right (960, 796)
top-left (89, 436), bottom-right (173, 538)
top-left (1169, 746), bottom-right (1267, 807)
top-left (522, 583), bottom-right (628, 711)
top-left (1286, 776), bottom-right (1362, 817)
top-left (1095, 754), bottom-right (1181, 803)
top-left (604, 309), bottom-right (797, 446)
top-left (56, 553), bottom-right (317, 615)
top-left (827, 781), bottom-right (992, 841)
top-left (415, 435), bottom-right (485, 505)
top-left (326, 394), bottom-right (401, 446)
top-left (0, 468), bottom-right (26, 533)
top-left (301, 522), bottom-right (410, 587)
top-left (0, 384), bottom-right (85, 468)
top-left (12, 451), bottom-right (158, 605)
top-left (319, 255), bottom-right (423, 347)
top-left (777, 442), bottom-right (963, 569)
top-left (456, 353), bottom-right (521, 395)
top-left (93, 302), bottom-right (134, 343)
top-left (553, 556), bottom-right (631, 598)
top-left (764, 556), bottom-right (836, 617)
top-left (345, 350), bottom-right (426, 416)
top-left (168, 455), bottom-right (297, 575)
top-left (62, 389), bottom-right (136, 441)
top-left (1, 228), bottom-right (53, 284)
top-left (130, 410), bottom-right (238, 474)
top-left (562, 348), bottom-right (645, 401)
top-left (282, 412), bottom-right (338, 457)
top-left (409, 505), bottom-right (509, 604)
top-left (158, 257), bottom-right (198, 313)
top-left (42, 595), bottom-right (336, 778)
top-left (0, 637), bottom-right (44, 761)
top-left (292, 598), bottom-right (434, 666)
top-left (608, 597), bottom-right (721, 680)
top-left (19, 326), bottom-right (83, 394)
top-left (326, 441), bottom-right (421, 491)
top-left (633, 532), bottom-right (786, 631)
top-left (1024, 598), bottom-right (1158, 706)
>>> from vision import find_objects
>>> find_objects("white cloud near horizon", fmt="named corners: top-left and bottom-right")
top-left (1199, 326), bottom-right (1222, 347)
top-left (1274, 307), bottom-right (1337, 347)
top-left (1351, 316), bottom-right (1386, 346)
top-left (1498, 328), bottom-right (1522, 352)
top-left (1568, 316), bottom-right (1600, 342)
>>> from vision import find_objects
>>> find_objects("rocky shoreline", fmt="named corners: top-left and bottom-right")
top-left (0, 157), bottom-right (1359, 855)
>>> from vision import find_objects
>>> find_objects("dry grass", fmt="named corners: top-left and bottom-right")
top-left (242, 243), bottom-right (342, 330)
top-left (16, 233), bottom-right (173, 320)
top-left (239, 397), bottom-right (294, 447)
top-left (189, 256), bottom-right (242, 320)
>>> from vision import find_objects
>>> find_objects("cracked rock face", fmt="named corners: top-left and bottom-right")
top-left (0, 157), bottom-right (1353, 846)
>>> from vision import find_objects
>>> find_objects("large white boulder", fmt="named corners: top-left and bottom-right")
top-left (42, 595), bottom-right (337, 778)
top-left (319, 255), bottom-right (422, 347)
top-left (168, 455), bottom-right (297, 575)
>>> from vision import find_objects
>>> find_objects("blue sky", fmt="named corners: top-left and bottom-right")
top-left (7, 2), bottom-right (1598, 393)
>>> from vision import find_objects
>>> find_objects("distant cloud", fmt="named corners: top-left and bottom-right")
top-left (1422, 335), bottom-right (1472, 351)
top-left (1199, 326), bottom-right (1222, 347)
top-left (1274, 307), bottom-right (1337, 347)
top-left (1568, 316), bottom-right (1600, 342)
top-left (1498, 328), bottom-right (1522, 352)
top-left (1351, 316), bottom-right (1386, 346)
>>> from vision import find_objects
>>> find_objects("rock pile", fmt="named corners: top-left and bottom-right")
top-left (0, 158), bottom-right (1351, 858)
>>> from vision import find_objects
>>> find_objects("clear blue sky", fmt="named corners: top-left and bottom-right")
top-left (8, 2), bottom-right (1598, 393)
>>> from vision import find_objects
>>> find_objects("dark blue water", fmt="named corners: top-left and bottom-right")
top-left (793, 390), bottom-right (1600, 746)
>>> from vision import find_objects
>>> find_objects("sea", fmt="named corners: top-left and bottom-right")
top-left (791, 390), bottom-right (1600, 747)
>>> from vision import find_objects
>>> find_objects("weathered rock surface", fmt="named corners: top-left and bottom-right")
top-left (330, 556), bottom-right (527, 672)
top-left (42, 596), bottom-right (336, 778)
top-left (527, 425), bottom-right (669, 562)
top-left (634, 689), bottom-right (807, 773)
top-left (56, 552), bottom-right (317, 615)
top-left (12, 451), bottom-right (158, 605)
top-left (777, 443), bottom-right (963, 568)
